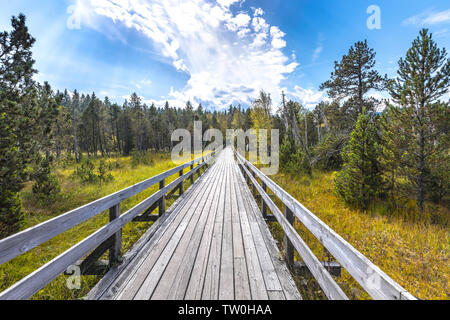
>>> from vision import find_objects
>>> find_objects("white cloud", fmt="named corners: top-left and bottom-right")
top-left (403, 9), bottom-right (450, 26)
top-left (312, 46), bottom-right (322, 63)
top-left (312, 33), bottom-right (324, 63)
top-left (69, 0), bottom-right (299, 109)
top-left (270, 26), bottom-right (286, 49)
top-left (254, 8), bottom-right (264, 17)
top-left (226, 13), bottom-right (250, 31)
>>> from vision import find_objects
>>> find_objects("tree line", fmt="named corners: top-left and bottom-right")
top-left (0, 14), bottom-right (448, 238)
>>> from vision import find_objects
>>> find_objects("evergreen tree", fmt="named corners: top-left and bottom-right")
top-left (0, 14), bottom-right (38, 237)
top-left (31, 82), bottom-right (61, 200)
top-left (387, 29), bottom-right (450, 212)
top-left (335, 109), bottom-right (383, 209)
top-left (378, 107), bottom-right (408, 204)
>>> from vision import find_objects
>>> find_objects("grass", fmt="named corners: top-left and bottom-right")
top-left (263, 170), bottom-right (449, 300)
top-left (1, 154), bottom-right (448, 300)
top-left (0, 152), bottom-right (200, 300)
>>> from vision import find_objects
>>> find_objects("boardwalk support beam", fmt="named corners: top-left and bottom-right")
top-left (159, 179), bottom-right (166, 216)
top-left (261, 182), bottom-right (267, 219)
top-left (179, 170), bottom-right (184, 195)
top-left (284, 205), bottom-right (295, 267)
top-left (294, 261), bottom-right (341, 278)
top-left (109, 204), bottom-right (122, 266)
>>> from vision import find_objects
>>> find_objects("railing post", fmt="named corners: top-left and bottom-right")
top-left (109, 203), bottom-right (122, 266)
top-left (159, 179), bottom-right (165, 216)
top-left (245, 165), bottom-right (250, 184)
top-left (190, 164), bottom-right (194, 184)
top-left (284, 205), bottom-right (294, 267)
top-left (252, 171), bottom-right (256, 194)
top-left (179, 169), bottom-right (184, 195)
top-left (262, 182), bottom-right (267, 219)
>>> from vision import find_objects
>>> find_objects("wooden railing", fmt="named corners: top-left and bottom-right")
top-left (234, 149), bottom-right (416, 300)
top-left (0, 152), bottom-right (215, 300)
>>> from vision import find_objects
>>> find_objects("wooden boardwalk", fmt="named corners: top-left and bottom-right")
top-left (90, 148), bottom-right (301, 300)
top-left (0, 146), bottom-right (415, 300)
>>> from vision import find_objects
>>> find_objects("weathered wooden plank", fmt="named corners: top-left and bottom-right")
top-left (154, 162), bottom-right (226, 300)
top-left (167, 162), bottom-right (226, 299)
top-left (116, 163), bottom-right (220, 300)
top-left (136, 163), bottom-right (221, 300)
top-left (234, 167), bottom-right (284, 295)
top-left (230, 165), bottom-right (269, 300)
top-left (237, 154), bottom-right (346, 300)
top-left (268, 290), bottom-right (285, 300)
top-left (246, 208), bottom-right (282, 291)
top-left (201, 164), bottom-right (227, 300)
top-left (218, 163), bottom-right (235, 300)
top-left (184, 163), bottom-right (228, 300)
top-left (236, 151), bottom-right (415, 300)
top-left (229, 162), bottom-right (251, 300)
top-left (91, 166), bottom-right (213, 300)
top-left (233, 161), bottom-right (301, 300)
top-left (0, 154), bottom-right (213, 266)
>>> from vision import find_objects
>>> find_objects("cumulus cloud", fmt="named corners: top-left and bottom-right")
top-left (68, 0), bottom-right (299, 109)
top-left (403, 9), bottom-right (450, 26)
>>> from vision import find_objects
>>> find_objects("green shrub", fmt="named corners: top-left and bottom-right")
top-left (32, 156), bottom-right (61, 201)
top-left (73, 158), bottom-right (114, 184)
top-left (74, 158), bottom-right (97, 183)
top-left (0, 191), bottom-right (24, 238)
top-left (312, 133), bottom-right (349, 170)
top-left (98, 159), bottom-right (114, 183)
top-left (334, 109), bottom-right (383, 209)
top-left (280, 136), bottom-right (311, 176)
top-left (131, 150), bottom-right (156, 167)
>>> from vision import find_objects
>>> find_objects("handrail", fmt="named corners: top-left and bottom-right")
top-left (234, 149), bottom-right (416, 300)
top-left (0, 153), bottom-right (213, 266)
top-left (0, 152), bottom-right (215, 300)
top-left (236, 154), bottom-right (348, 300)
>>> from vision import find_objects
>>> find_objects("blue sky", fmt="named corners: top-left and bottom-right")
top-left (1, 0), bottom-right (449, 110)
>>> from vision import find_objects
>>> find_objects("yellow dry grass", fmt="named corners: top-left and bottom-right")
top-left (266, 170), bottom-right (449, 300)
top-left (0, 153), bottom-right (197, 300)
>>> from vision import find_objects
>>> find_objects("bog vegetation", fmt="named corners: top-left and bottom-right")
top-left (0, 14), bottom-right (448, 299)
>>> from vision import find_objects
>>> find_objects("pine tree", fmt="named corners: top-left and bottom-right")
top-left (31, 83), bottom-right (62, 200)
top-left (378, 107), bottom-right (408, 204)
top-left (387, 29), bottom-right (450, 212)
top-left (320, 40), bottom-right (386, 126)
top-left (335, 109), bottom-right (383, 209)
top-left (0, 14), bottom-right (38, 237)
